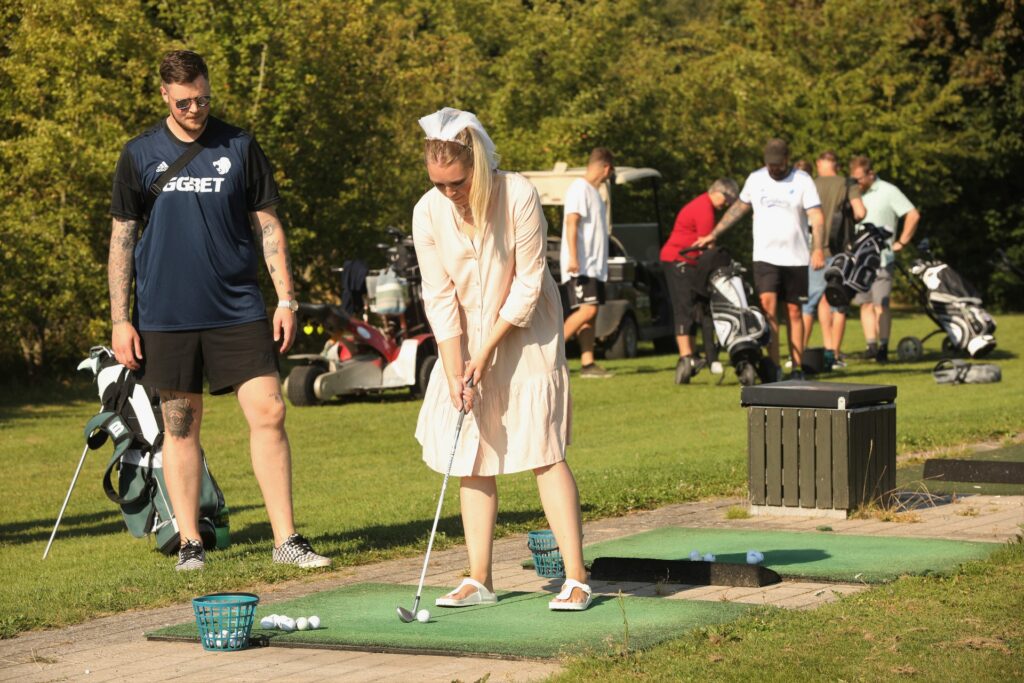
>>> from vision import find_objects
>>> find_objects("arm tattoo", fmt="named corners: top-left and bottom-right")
top-left (256, 213), bottom-right (295, 298)
top-left (713, 201), bottom-right (751, 237)
top-left (161, 395), bottom-right (196, 439)
top-left (108, 218), bottom-right (138, 324)
top-left (261, 221), bottom-right (281, 258)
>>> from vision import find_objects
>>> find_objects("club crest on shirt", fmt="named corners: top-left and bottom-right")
top-left (212, 157), bottom-right (231, 175)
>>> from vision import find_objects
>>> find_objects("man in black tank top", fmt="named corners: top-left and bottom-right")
top-left (108, 50), bottom-right (329, 572)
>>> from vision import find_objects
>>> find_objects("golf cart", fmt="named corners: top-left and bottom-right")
top-left (521, 163), bottom-right (674, 358)
top-left (283, 227), bottom-right (437, 406)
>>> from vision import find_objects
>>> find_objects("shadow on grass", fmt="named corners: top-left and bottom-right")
top-left (0, 377), bottom-right (98, 421)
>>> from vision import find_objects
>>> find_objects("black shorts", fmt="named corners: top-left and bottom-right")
top-left (566, 275), bottom-right (606, 310)
top-left (137, 319), bottom-right (279, 395)
top-left (752, 262), bottom-right (809, 305)
top-left (661, 260), bottom-right (699, 335)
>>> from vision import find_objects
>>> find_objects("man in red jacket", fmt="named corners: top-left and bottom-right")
top-left (659, 178), bottom-right (738, 383)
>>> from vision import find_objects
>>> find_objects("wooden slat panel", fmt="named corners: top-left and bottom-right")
top-left (766, 408), bottom-right (783, 506)
top-left (798, 409), bottom-right (816, 507)
top-left (748, 408), bottom-right (766, 505)
top-left (782, 409), bottom-right (799, 506)
top-left (850, 410), bottom-right (866, 508)
top-left (832, 410), bottom-right (849, 509)
top-left (815, 409), bottom-right (833, 508)
top-left (886, 405), bottom-right (898, 495)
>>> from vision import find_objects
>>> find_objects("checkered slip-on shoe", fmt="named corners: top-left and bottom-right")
top-left (175, 539), bottom-right (205, 572)
top-left (272, 533), bottom-right (331, 568)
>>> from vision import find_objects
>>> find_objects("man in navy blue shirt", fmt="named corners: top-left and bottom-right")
top-left (109, 50), bottom-right (329, 572)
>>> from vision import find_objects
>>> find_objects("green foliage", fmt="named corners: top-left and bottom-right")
top-left (1, 0), bottom-right (1022, 374)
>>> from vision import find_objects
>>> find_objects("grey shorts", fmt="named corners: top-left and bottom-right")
top-left (853, 264), bottom-right (895, 307)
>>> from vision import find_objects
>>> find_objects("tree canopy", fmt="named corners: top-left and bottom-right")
top-left (1, 0), bottom-right (1021, 375)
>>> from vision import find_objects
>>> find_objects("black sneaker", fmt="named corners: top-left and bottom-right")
top-left (580, 364), bottom-right (614, 379)
top-left (175, 539), bottom-right (205, 572)
top-left (788, 369), bottom-right (806, 381)
top-left (273, 533), bottom-right (331, 568)
top-left (875, 344), bottom-right (889, 364)
top-left (860, 344), bottom-right (878, 360)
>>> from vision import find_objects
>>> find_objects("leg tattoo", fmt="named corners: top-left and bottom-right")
top-left (162, 396), bottom-right (195, 438)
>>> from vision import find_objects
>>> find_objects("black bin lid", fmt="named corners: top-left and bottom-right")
top-left (740, 380), bottom-right (896, 409)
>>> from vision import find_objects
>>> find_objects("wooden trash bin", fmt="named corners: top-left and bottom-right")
top-left (741, 381), bottom-right (897, 516)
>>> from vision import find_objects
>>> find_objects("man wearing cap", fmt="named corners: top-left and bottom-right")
top-left (695, 138), bottom-right (825, 379)
top-left (659, 178), bottom-right (739, 383)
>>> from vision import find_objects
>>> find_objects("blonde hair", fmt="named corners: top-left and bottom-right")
top-left (424, 127), bottom-right (499, 228)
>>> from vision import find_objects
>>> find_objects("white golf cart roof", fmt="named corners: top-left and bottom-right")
top-left (519, 163), bottom-right (662, 206)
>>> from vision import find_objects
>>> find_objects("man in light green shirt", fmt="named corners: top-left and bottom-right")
top-left (849, 155), bottom-right (920, 363)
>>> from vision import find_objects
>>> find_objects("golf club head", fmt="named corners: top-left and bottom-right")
top-left (396, 606), bottom-right (416, 623)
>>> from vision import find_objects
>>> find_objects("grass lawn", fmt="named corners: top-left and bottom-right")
top-left (0, 312), bottom-right (1021, 642)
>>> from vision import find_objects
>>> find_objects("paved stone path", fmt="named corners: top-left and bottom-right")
top-left (2, 494), bottom-right (1020, 682)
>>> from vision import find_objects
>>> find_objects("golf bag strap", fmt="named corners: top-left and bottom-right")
top-left (143, 139), bottom-right (204, 225)
top-left (933, 359), bottom-right (971, 384)
top-left (85, 411), bottom-right (152, 505)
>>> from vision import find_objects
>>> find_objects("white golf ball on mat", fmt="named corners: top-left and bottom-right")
top-left (746, 550), bottom-right (765, 564)
top-left (278, 617), bottom-right (296, 632)
top-left (416, 609), bottom-right (430, 623)
top-left (308, 616), bottom-right (321, 629)
top-left (259, 616), bottom-right (276, 629)
top-left (703, 553), bottom-right (716, 562)
top-left (296, 617), bottom-right (309, 631)
top-left (689, 550), bottom-right (701, 561)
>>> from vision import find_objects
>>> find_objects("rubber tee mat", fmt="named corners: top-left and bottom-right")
top-left (147, 582), bottom-right (753, 659)
top-left (582, 528), bottom-right (998, 583)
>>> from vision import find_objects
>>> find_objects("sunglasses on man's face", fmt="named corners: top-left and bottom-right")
top-left (173, 95), bottom-right (212, 111)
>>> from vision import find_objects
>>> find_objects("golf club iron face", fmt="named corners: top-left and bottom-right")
top-left (396, 380), bottom-right (473, 623)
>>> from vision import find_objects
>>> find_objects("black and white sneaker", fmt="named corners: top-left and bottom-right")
top-left (272, 533), bottom-right (331, 568)
top-left (175, 539), bottom-right (205, 572)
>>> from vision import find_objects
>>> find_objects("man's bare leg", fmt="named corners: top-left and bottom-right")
top-left (161, 391), bottom-right (205, 544)
top-left (759, 292), bottom-right (780, 365)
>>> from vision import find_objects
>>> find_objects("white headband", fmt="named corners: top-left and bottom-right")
top-left (418, 107), bottom-right (498, 170)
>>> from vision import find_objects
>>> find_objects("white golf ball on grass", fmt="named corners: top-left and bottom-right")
top-left (689, 550), bottom-right (701, 561)
top-left (702, 553), bottom-right (716, 562)
top-left (296, 617), bottom-right (309, 631)
top-left (277, 616), bottom-right (296, 632)
top-left (259, 615), bottom-right (277, 629)
top-left (416, 609), bottom-right (430, 623)
top-left (308, 615), bottom-right (321, 629)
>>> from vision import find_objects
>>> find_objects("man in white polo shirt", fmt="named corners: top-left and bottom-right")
top-left (695, 138), bottom-right (825, 379)
top-left (561, 147), bottom-right (615, 378)
top-left (848, 155), bottom-right (920, 363)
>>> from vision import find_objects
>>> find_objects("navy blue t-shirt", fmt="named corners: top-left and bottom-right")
top-left (110, 117), bottom-right (280, 331)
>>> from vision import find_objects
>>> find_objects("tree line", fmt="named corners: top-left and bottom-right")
top-left (1, 0), bottom-right (1021, 376)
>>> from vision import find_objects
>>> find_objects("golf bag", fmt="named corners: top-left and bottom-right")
top-left (908, 256), bottom-right (997, 358)
top-left (823, 223), bottom-right (892, 307)
top-left (690, 248), bottom-right (774, 385)
top-left (80, 347), bottom-right (229, 554)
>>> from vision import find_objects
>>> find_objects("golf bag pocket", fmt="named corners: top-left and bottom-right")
top-left (89, 411), bottom-right (230, 554)
top-left (370, 267), bottom-right (407, 315)
top-left (824, 224), bottom-right (888, 307)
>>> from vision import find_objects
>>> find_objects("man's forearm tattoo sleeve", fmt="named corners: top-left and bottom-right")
top-left (713, 201), bottom-right (750, 237)
top-left (108, 218), bottom-right (138, 324)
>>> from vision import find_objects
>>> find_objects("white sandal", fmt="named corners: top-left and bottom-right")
top-left (435, 578), bottom-right (498, 607)
top-left (549, 578), bottom-right (593, 611)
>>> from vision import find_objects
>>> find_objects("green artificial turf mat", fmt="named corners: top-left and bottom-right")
top-left (147, 582), bottom-right (754, 659)
top-left (581, 528), bottom-right (998, 583)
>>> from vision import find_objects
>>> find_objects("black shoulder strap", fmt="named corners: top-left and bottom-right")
top-left (143, 139), bottom-right (204, 223)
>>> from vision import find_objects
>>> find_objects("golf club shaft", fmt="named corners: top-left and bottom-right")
top-left (43, 443), bottom-right (91, 560)
top-left (412, 398), bottom-right (471, 607)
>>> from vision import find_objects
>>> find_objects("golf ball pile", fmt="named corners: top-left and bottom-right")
top-left (259, 614), bottom-right (321, 632)
top-left (746, 550), bottom-right (765, 565)
top-left (203, 628), bottom-right (247, 648)
top-left (689, 550), bottom-right (717, 562)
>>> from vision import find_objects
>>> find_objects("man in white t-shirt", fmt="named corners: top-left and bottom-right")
top-left (695, 138), bottom-right (825, 378)
top-left (560, 147), bottom-right (615, 378)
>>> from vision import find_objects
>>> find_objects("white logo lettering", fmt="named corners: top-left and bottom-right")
top-left (162, 177), bottom-right (227, 193)
top-left (109, 421), bottom-right (126, 437)
top-left (212, 157), bottom-right (231, 175)
top-left (155, 161), bottom-right (169, 173)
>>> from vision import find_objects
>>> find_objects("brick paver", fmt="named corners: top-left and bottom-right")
top-left (1, 494), bottom-right (1019, 682)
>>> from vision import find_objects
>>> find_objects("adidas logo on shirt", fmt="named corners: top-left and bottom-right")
top-left (155, 161), bottom-right (169, 173)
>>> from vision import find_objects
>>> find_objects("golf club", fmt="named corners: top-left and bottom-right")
top-left (43, 443), bottom-right (91, 559)
top-left (397, 379), bottom-right (473, 623)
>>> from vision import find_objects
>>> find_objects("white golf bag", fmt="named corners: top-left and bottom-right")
top-left (911, 260), bottom-right (997, 358)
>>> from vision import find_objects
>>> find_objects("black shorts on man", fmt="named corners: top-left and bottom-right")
top-left (138, 320), bottom-right (279, 395)
top-left (752, 261), bottom-right (809, 305)
top-left (661, 261), bottom-right (700, 335)
top-left (566, 275), bottom-right (607, 310)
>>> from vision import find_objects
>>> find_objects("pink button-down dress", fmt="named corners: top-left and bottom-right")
top-left (413, 171), bottom-right (572, 476)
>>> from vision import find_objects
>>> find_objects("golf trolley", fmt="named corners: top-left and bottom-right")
top-left (894, 239), bottom-right (997, 362)
top-left (678, 247), bottom-right (775, 386)
top-left (284, 227), bottom-right (437, 406)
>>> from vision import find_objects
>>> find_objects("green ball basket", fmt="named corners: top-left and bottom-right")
top-left (527, 529), bottom-right (565, 578)
top-left (192, 592), bottom-right (259, 652)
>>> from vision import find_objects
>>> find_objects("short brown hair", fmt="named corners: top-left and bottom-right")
top-left (817, 150), bottom-right (838, 164)
top-left (850, 155), bottom-right (873, 172)
top-left (160, 50), bottom-right (209, 85)
top-left (589, 147), bottom-right (614, 166)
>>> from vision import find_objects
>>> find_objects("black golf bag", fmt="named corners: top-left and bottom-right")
top-left (905, 256), bottom-right (997, 358)
top-left (824, 223), bottom-right (892, 307)
top-left (687, 247), bottom-right (774, 386)
top-left (79, 347), bottom-right (230, 554)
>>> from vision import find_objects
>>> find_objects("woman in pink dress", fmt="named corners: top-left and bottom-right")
top-left (412, 107), bottom-right (590, 611)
